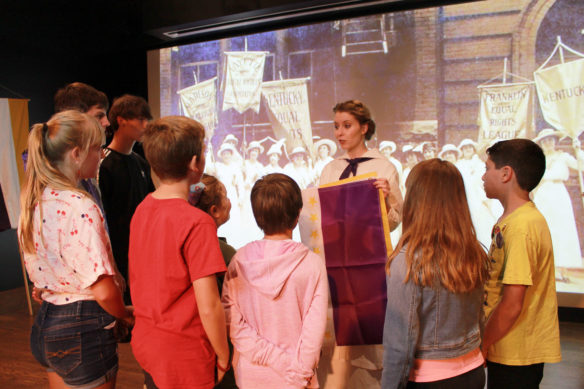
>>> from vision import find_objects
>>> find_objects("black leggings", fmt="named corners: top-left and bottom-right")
top-left (406, 365), bottom-right (485, 389)
top-left (487, 361), bottom-right (544, 389)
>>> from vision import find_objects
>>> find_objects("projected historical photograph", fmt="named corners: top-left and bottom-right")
top-left (157, 0), bottom-right (584, 293)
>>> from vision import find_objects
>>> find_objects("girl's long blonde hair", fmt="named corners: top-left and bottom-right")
top-left (18, 110), bottom-right (103, 253)
top-left (386, 158), bottom-right (489, 293)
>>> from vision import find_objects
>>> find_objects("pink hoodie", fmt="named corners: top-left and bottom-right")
top-left (222, 239), bottom-right (328, 389)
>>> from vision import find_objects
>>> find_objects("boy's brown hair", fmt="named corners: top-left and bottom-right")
top-left (143, 116), bottom-right (205, 181)
top-left (251, 173), bottom-right (303, 235)
top-left (54, 82), bottom-right (109, 113)
top-left (486, 139), bottom-right (546, 192)
top-left (108, 94), bottom-right (152, 133)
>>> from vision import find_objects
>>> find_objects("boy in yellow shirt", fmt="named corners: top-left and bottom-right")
top-left (481, 139), bottom-right (561, 389)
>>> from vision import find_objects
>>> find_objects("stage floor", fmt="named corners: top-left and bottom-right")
top-left (1, 287), bottom-right (582, 388)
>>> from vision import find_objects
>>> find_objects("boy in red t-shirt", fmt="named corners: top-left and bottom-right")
top-left (129, 116), bottom-right (230, 389)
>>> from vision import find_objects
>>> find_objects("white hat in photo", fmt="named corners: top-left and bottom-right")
top-left (438, 144), bottom-right (461, 159)
top-left (217, 142), bottom-right (238, 157)
top-left (533, 128), bottom-right (564, 144)
top-left (402, 144), bottom-right (417, 154)
top-left (315, 138), bottom-right (337, 156)
top-left (413, 143), bottom-right (425, 153)
top-left (289, 146), bottom-right (307, 159)
top-left (379, 140), bottom-right (396, 153)
top-left (267, 143), bottom-right (283, 156)
top-left (458, 138), bottom-right (478, 150)
top-left (246, 140), bottom-right (265, 154)
top-left (223, 134), bottom-right (239, 145)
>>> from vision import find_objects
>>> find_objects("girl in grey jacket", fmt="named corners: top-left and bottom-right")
top-left (382, 159), bottom-right (489, 389)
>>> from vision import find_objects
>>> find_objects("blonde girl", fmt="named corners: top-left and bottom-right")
top-left (19, 110), bottom-right (133, 389)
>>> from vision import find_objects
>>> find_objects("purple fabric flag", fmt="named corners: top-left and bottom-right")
top-left (318, 179), bottom-right (388, 345)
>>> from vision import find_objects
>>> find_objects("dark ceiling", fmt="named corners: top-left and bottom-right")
top-left (0, 0), bottom-right (470, 123)
top-left (0, 1), bottom-right (154, 59)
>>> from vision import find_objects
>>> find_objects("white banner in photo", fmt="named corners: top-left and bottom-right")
top-left (534, 58), bottom-right (584, 138)
top-left (178, 77), bottom-right (218, 139)
top-left (478, 83), bottom-right (532, 145)
top-left (262, 78), bottom-right (314, 155)
top-left (222, 51), bottom-right (266, 114)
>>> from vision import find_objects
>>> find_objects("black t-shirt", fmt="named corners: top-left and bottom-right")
top-left (98, 148), bottom-right (154, 283)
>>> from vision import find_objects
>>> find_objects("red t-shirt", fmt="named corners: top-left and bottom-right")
top-left (129, 195), bottom-right (226, 389)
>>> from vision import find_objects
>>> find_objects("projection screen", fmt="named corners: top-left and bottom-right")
top-left (147, 0), bottom-right (584, 306)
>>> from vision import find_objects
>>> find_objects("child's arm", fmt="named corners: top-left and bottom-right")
top-left (90, 275), bottom-right (134, 326)
top-left (194, 275), bottom-right (230, 382)
top-left (295, 259), bottom-right (329, 384)
top-left (222, 273), bottom-right (313, 386)
top-left (481, 284), bottom-right (527, 358)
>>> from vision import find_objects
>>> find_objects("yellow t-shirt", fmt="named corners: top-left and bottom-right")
top-left (484, 201), bottom-right (561, 365)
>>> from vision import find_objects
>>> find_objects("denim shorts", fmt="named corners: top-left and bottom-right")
top-left (30, 300), bottom-right (118, 388)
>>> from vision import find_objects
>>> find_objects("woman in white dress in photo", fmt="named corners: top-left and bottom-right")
top-left (438, 143), bottom-right (460, 165)
top-left (400, 145), bottom-right (422, 195)
top-left (456, 139), bottom-right (497, 249)
top-left (241, 140), bottom-right (266, 242)
top-left (264, 143), bottom-right (285, 174)
top-left (243, 141), bottom-right (266, 188)
top-left (313, 138), bottom-right (337, 186)
top-left (421, 141), bottom-right (437, 161)
top-left (533, 128), bottom-right (584, 282)
top-left (214, 142), bottom-right (246, 248)
top-left (283, 146), bottom-right (314, 190)
top-left (379, 140), bottom-right (403, 182)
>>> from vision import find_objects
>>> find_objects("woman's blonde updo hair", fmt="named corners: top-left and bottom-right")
top-left (19, 110), bottom-right (103, 253)
top-left (333, 100), bottom-right (376, 141)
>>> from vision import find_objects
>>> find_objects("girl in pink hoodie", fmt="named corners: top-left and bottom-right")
top-left (222, 173), bottom-right (329, 388)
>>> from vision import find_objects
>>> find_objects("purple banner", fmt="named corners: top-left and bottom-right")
top-left (319, 179), bottom-right (387, 345)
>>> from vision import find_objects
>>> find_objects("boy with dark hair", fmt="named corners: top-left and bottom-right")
top-left (99, 94), bottom-right (154, 303)
top-left (107, 94), bottom-right (153, 135)
top-left (53, 82), bottom-right (109, 217)
top-left (129, 116), bottom-right (229, 388)
top-left (481, 138), bottom-right (561, 389)
top-left (54, 82), bottom-right (110, 128)
top-left (222, 173), bottom-right (328, 388)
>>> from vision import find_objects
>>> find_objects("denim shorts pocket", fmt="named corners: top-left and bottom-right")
top-left (45, 333), bottom-right (82, 377)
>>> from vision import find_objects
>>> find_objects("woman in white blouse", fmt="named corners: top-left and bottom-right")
top-left (318, 100), bottom-right (403, 389)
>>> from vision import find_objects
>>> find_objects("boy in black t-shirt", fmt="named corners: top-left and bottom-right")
top-left (99, 94), bottom-right (154, 304)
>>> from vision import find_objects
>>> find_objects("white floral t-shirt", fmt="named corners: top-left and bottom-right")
top-left (23, 188), bottom-right (115, 305)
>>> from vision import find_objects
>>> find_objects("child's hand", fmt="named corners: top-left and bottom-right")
top-left (284, 362), bottom-right (314, 387)
top-left (216, 357), bottom-right (230, 384)
top-left (31, 287), bottom-right (43, 303)
top-left (216, 368), bottom-right (226, 384)
top-left (121, 306), bottom-right (135, 328)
